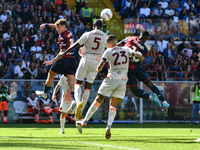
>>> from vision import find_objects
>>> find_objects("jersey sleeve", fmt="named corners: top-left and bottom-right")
top-left (77, 32), bottom-right (88, 45)
top-left (119, 36), bottom-right (130, 45)
top-left (101, 50), bottom-right (109, 61)
top-left (127, 47), bottom-right (134, 57)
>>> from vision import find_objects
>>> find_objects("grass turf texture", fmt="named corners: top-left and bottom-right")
top-left (0, 124), bottom-right (200, 150)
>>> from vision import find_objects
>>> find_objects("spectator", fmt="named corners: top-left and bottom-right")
top-left (182, 44), bottom-right (193, 57)
top-left (0, 65), bottom-right (8, 79)
top-left (59, 10), bottom-right (66, 19)
top-left (146, 10), bottom-right (157, 21)
top-left (125, 3), bottom-right (137, 18)
top-left (173, 10), bottom-right (179, 23)
top-left (26, 91), bottom-right (39, 123)
top-left (34, 30), bottom-right (41, 42)
top-left (30, 41), bottom-right (42, 59)
top-left (125, 0), bottom-right (132, 9)
top-left (79, 3), bottom-right (93, 25)
top-left (158, 0), bottom-right (168, 9)
top-left (191, 59), bottom-right (197, 71)
top-left (190, 80), bottom-right (200, 124)
top-left (30, 54), bottom-right (38, 66)
top-left (189, 7), bottom-right (197, 16)
top-left (25, 20), bottom-right (33, 30)
top-left (50, 51), bottom-right (58, 60)
top-left (144, 52), bottom-right (153, 65)
top-left (21, 67), bottom-right (33, 79)
top-left (3, 28), bottom-right (12, 42)
top-left (83, 24), bottom-right (91, 33)
top-left (66, 15), bottom-right (73, 29)
top-left (1, 53), bottom-right (10, 71)
top-left (28, 61), bottom-right (38, 79)
top-left (177, 38), bottom-right (187, 54)
top-left (196, 0), bottom-right (200, 13)
top-left (190, 51), bottom-right (199, 63)
top-left (160, 11), bottom-right (169, 19)
top-left (154, 4), bottom-right (163, 17)
top-left (22, 53), bottom-right (30, 68)
top-left (18, 36), bottom-right (30, 52)
top-left (39, 97), bottom-right (53, 123)
top-left (183, 0), bottom-right (195, 10)
top-left (169, 37), bottom-right (177, 54)
top-left (39, 49), bottom-right (49, 62)
top-left (190, 38), bottom-right (197, 50)
top-left (157, 65), bottom-right (163, 81)
top-left (185, 65), bottom-right (195, 81)
top-left (64, 5), bottom-right (71, 16)
top-left (20, 7), bottom-right (30, 24)
top-left (75, 18), bottom-right (84, 30)
top-left (46, 31), bottom-right (56, 45)
top-left (155, 36), bottom-right (168, 53)
top-left (38, 34), bottom-right (46, 48)
top-left (7, 48), bottom-right (17, 65)
top-left (37, 67), bottom-right (48, 79)
top-left (8, 40), bottom-right (22, 58)
top-left (170, 0), bottom-right (179, 10)
top-left (165, 4), bottom-right (175, 18)
top-left (14, 59), bottom-right (24, 78)
top-left (186, 12), bottom-right (198, 29)
top-left (0, 10), bottom-right (9, 23)
top-left (163, 43), bottom-right (176, 65)
top-left (150, 46), bottom-right (158, 58)
top-left (182, 49), bottom-right (190, 61)
top-left (139, 2), bottom-right (151, 17)
top-left (179, 6), bottom-right (188, 19)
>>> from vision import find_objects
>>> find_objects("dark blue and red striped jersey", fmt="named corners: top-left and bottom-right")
top-left (58, 30), bottom-right (74, 58)
top-left (123, 36), bottom-right (148, 69)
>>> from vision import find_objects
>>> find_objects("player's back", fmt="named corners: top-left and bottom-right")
top-left (78, 29), bottom-right (107, 57)
top-left (103, 46), bottom-right (132, 80)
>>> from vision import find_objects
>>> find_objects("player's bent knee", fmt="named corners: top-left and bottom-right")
top-left (95, 94), bottom-right (106, 103)
top-left (60, 112), bottom-right (66, 118)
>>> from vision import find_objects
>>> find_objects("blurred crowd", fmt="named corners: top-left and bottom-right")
top-left (0, 0), bottom-right (110, 80)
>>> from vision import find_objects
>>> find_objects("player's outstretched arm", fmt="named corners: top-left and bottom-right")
top-left (51, 42), bottom-right (81, 63)
top-left (40, 23), bottom-right (56, 31)
top-left (52, 84), bottom-right (60, 102)
top-left (96, 60), bottom-right (106, 72)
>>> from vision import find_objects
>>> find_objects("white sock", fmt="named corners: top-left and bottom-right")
top-left (84, 101), bottom-right (100, 122)
top-left (81, 89), bottom-right (90, 112)
top-left (75, 84), bottom-right (82, 103)
top-left (60, 117), bottom-right (66, 132)
top-left (107, 106), bottom-right (116, 128)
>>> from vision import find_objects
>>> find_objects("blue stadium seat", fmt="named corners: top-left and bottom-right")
top-left (121, 0), bottom-right (126, 8)
top-left (7, 71), bottom-right (13, 78)
top-left (22, 51), bottom-right (30, 56)
top-left (16, 91), bottom-right (22, 99)
top-left (10, 65), bottom-right (16, 70)
top-left (17, 58), bottom-right (23, 62)
top-left (157, 0), bottom-right (161, 5)
top-left (140, 14), bottom-right (145, 19)
top-left (183, 15), bottom-right (188, 20)
top-left (4, 51), bottom-right (8, 55)
top-left (181, 0), bottom-right (187, 8)
top-left (176, 7), bottom-right (182, 16)
top-left (152, 7), bottom-right (157, 11)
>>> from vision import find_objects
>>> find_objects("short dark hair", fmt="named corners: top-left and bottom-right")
top-left (30, 91), bottom-right (35, 94)
top-left (142, 30), bottom-right (149, 37)
top-left (93, 19), bottom-right (103, 28)
top-left (106, 34), bottom-right (117, 43)
top-left (55, 19), bottom-right (67, 27)
top-left (182, 38), bottom-right (186, 41)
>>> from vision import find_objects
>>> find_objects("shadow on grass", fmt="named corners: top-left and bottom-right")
top-left (0, 123), bottom-right (200, 129)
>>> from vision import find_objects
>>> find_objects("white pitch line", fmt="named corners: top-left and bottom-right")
top-left (0, 137), bottom-right (140, 150)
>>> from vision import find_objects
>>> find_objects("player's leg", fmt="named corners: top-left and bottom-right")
top-left (75, 80), bottom-right (83, 104)
top-left (34, 108), bottom-right (39, 123)
top-left (3, 101), bottom-right (8, 123)
top-left (77, 94), bottom-right (106, 127)
top-left (145, 80), bottom-right (169, 109)
top-left (82, 82), bottom-right (92, 112)
top-left (36, 70), bottom-right (58, 99)
top-left (0, 102), bottom-right (2, 122)
top-left (66, 75), bottom-right (76, 114)
top-left (59, 112), bottom-right (66, 134)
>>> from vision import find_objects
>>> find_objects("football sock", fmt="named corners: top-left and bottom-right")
top-left (44, 85), bottom-right (51, 93)
top-left (134, 89), bottom-right (150, 99)
top-left (75, 84), bottom-right (82, 103)
top-left (150, 85), bottom-right (165, 102)
top-left (84, 101), bottom-right (100, 122)
top-left (107, 106), bottom-right (116, 128)
top-left (81, 89), bottom-right (90, 112)
top-left (71, 92), bottom-right (75, 101)
top-left (60, 116), bottom-right (66, 132)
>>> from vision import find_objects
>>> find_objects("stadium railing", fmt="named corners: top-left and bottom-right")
top-left (2, 79), bottom-right (197, 124)
top-left (146, 71), bottom-right (159, 81)
top-left (161, 71), bottom-right (197, 81)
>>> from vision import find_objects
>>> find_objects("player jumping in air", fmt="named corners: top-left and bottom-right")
top-left (77, 35), bottom-right (144, 139)
top-left (118, 31), bottom-right (170, 109)
top-left (52, 75), bottom-right (82, 134)
top-left (43, 19), bottom-right (108, 127)
top-left (36, 19), bottom-right (77, 113)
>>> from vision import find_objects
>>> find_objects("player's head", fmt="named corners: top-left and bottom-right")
top-left (30, 91), bottom-right (35, 99)
top-left (106, 34), bottom-right (117, 48)
top-left (93, 19), bottom-right (103, 29)
top-left (0, 80), bottom-right (5, 87)
top-left (139, 30), bottom-right (149, 43)
top-left (55, 19), bottom-right (67, 34)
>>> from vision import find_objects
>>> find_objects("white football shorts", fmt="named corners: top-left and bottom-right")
top-left (98, 78), bottom-right (127, 99)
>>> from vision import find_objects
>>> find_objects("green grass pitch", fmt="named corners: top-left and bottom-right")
top-left (0, 123), bottom-right (200, 150)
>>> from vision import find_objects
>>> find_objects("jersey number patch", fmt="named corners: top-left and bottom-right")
top-left (92, 37), bottom-right (101, 50)
top-left (112, 51), bottom-right (127, 66)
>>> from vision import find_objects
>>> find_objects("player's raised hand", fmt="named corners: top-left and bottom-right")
top-left (40, 24), bottom-right (46, 31)
top-left (43, 60), bottom-right (53, 66)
